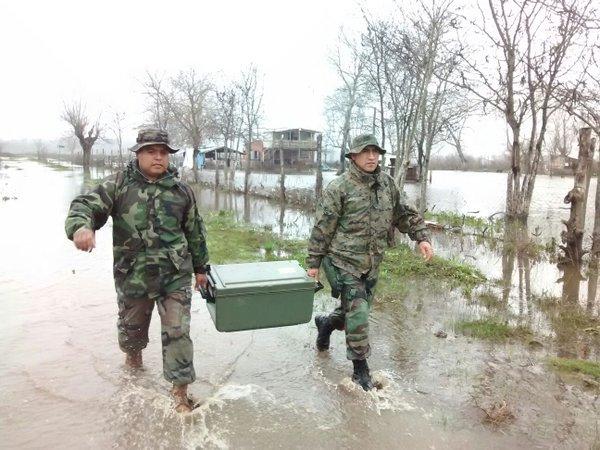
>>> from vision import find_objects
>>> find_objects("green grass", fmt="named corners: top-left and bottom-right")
top-left (549, 357), bottom-right (600, 380)
top-left (455, 319), bottom-right (531, 341)
top-left (203, 211), bottom-right (486, 295)
top-left (424, 210), bottom-right (502, 234)
top-left (204, 210), bottom-right (306, 266)
top-left (381, 244), bottom-right (486, 296)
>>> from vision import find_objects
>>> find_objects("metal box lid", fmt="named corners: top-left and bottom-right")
top-left (210, 260), bottom-right (313, 297)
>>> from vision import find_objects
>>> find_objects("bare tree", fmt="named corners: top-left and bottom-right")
top-left (315, 133), bottom-right (324, 198)
top-left (62, 101), bottom-right (101, 174)
top-left (143, 72), bottom-right (172, 132)
top-left (214, 84), bottom-right (242, 189)
top-left (237, 65), bottom-right (263, 194)
top-left (109, 111), bottom-right (126, 168)
top-left (362, 17), bottom-right (390, 164)
top-left (323, 86), bottom-right (371, 168)
top-left (143, 70), bottom-right (214, 177)
top-left (458, 0), bottom-right (595, 221)
top-left (548, 111), bottom-right (578, 159)
top-left (362, 0), bottom-right (470, 207)
top-left (557, 60), bottom-right (600, 270)
top-left (34, 140), bottom-right (47, 163)
top-left (167, 70), bottom-right (213, 170)
top-left (329, 31), bottom-right (368, 174)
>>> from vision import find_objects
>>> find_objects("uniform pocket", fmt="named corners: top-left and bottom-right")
top-left (322, 257), bottom-right (342, 299)
top-left (114, 254), bottom-right (136, 280)
top-left (168, 249), bottom-right (193, 273)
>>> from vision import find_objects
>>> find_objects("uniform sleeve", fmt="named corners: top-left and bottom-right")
top-left (64, 174), bottom-right (118, 240)
top-left (392, 186), bottom-right (430, 243)
top-left (183, 189), bottom-right (209, 274)
top-left (306, 185), bottom-right (343, 269)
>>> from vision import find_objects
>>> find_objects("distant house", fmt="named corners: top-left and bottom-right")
top-left (266, 128), bottom-right (320, 168)
top-left (549, 154), bottom-right (577, 173)
top-left (386, 157), bottom-right (419, 182)
top-left (199, 146), bottom-right (245, 168)
top-left (248, 140), bottom-right (266, 161)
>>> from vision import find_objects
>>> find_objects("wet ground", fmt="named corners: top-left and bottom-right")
top-left (1, 158), bottom-right (599, 449)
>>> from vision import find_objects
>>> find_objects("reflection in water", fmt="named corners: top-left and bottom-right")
top-left (587, 268), bottom-right (599, 313)
top-left (243, 194), bottom-right (251, 223)
top-left (278, 201), bottom-right (286, 236)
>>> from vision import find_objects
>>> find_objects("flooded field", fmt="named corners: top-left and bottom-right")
top-left (195, 167), bottom-right (597, 243)
top-left (1, 158), bottom-right (599, 449)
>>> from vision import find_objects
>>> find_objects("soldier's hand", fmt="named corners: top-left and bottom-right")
top-left (307, 268), bottom-right (319, 280)
top-left (418, 241), bottom-right (434, 262)
top-left (195, 273), bottom-right (208, 291)
top-left (73, 227), bottom-right (95, 252)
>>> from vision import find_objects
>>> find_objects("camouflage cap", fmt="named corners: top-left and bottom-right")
top-left (129, 128), bottom-right (179, 154)
top-left (345, 133), bottom-right (385, 158)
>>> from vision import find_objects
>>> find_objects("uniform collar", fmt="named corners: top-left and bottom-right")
top-left (348, 161), bottom-right (381, 188)
top-left (127, 160), bottom-right (177, 188)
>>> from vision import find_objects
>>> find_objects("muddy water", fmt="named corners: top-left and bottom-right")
top-left (1, 158), bottom-right (598, 449)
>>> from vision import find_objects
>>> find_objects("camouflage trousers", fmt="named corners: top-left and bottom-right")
top-left (117, 287), bottom-right (196, 386)
top-left (321, 257), bottom-right (378, 360)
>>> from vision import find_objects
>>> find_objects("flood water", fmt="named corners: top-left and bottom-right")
top-left (1, 158), bottom-right (598, 449)
top-left (196, 167), bottom-right (597, 244)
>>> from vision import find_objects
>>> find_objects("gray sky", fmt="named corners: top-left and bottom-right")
top-left (0, 0), bottom-right (506, 155)
top-left (0, 0), bottom-right (362, 138)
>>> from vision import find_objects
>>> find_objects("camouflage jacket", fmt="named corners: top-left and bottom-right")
top-left (307, 162), bottom-right (429, 277)
top-left (65, 161), bottom-right (209, 298)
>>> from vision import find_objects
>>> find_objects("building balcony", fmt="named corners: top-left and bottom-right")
top-left (270, 139), bottom-right (317, 150)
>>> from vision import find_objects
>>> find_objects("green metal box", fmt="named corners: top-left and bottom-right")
top-left (203, 260), bottom-right (315, 332)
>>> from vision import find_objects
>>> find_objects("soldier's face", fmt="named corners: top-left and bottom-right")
top-left (351, 146), bottom-right (381, 173)
top-left (137, 145), bottom-right (170, 180)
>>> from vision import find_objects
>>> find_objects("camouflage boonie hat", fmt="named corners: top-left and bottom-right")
top-left (345, 133), bottom-right (385, 158)
top-left (129, 128), bottom-right (179, 154)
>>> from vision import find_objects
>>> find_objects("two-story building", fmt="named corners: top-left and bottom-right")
top-left (267, 128), bottom-right (320, 168)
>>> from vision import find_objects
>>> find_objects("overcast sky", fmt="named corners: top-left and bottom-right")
top-left (0, 0), bottom-right (507, 156)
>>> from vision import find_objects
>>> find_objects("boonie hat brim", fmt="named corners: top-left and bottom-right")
top-left (129, 141), bottom-right (179, 154)
top-left (345, 143), bottom-right (386, 158)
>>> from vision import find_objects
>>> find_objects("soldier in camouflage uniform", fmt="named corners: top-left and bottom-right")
top-left (65, 128), bottom-right (209, 412)
top-left (306, 134), bottom-right (433, 390)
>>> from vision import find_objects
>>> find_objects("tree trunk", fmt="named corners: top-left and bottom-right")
top-left (315, 134), bottom-right (323, 199)
top-left (418, 138), bottom-right (433, 214)
top-left (559, 128), bottom-right (595, 267)
top-left (505, 132), bottom-right (523, 220)
top-left (279, 149), bottom-right (286, 202)
top-left (244, 157), bottom-right (251, 195)
top-left (589, 150), bottom-right (600, 270)
top-left (244, 125), bottom-right (252, 195)
top-left (82, 147), bottom-right (91, 171)
top-left (338, 109), bottom-right (351, 175)
top-left (192, 147), bottom-right (199, 183)
top-left (223, 148), bottom-right (230, 191)
top-left (579, 138), bottom-right (597, 228)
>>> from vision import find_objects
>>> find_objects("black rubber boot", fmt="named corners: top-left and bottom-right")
top-left (315, 315), bottom-right (334, 351)
top-left (352, 359), bottom-right (374, 391)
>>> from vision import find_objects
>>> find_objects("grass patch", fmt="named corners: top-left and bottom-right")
top-left (382, 244), bottom-right (486, 295)
top-left (204, 211), bottom-right (486, 296)
top-left (455, 319), bottom-right (531, 341)
top-left (549, 357), bottom-right (600, 380)
top-left (424, 210), bottom-right (502, 234)
top-left (204, 210), bottom-right (306, 266)
top-left (43, 160), bottom-right (71, 171)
